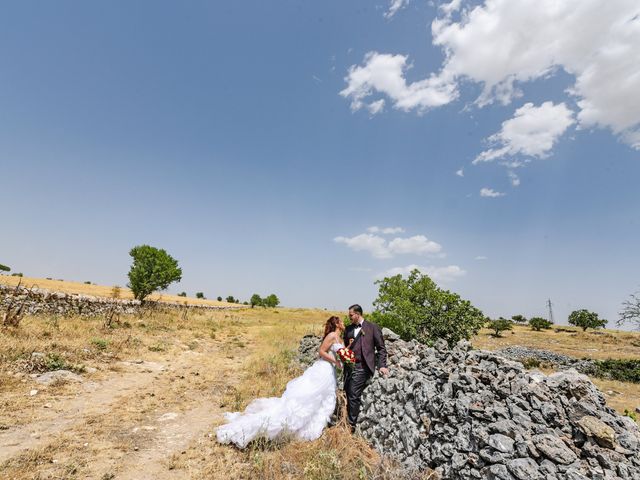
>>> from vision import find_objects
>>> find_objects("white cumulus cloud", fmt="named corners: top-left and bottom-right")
top-left (376, 264), bottom-right (466, 283)
top-left (343, 0), bottom-right (640, 149)
top-left (480, 188), bottom-right (505, 198)
top-left (334, 234), bottom-right (391, 259)
top-left (339, 52), bottom-right (458, 114)
top-left (334, 231), bottom-right (442, 258)
top-left (474, 102), bottom-right (575, 164)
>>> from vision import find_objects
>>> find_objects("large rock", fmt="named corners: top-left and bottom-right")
top-left (35, 370), bottom-right (83, 385)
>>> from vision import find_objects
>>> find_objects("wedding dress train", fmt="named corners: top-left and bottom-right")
top-left (216, 343), bottom-right (343, 448)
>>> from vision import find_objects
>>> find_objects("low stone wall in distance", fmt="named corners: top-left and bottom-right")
top-left (0, 284), bottom-right (243, 318)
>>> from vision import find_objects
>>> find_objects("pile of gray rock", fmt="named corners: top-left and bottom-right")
top-left (0, 284), bottom-right (243, 318)
top-left (496, 346), bottom-right (596, 375)
top-left (357, 331), bottom-right (640, 479)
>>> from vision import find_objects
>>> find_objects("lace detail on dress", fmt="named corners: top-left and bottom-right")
top-left (216, 343), bottom-right (341, 448)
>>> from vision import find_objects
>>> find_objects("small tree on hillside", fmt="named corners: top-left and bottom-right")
top-left (0, 263), bottom-right (10, 273)
top-left (569, 309), bottom-right (607, 331)
top-left (619, 291), bottom-right (640, 331)
top-left (216, 296), bottom-right (223, 302)
top-left (226, 295), bottom-right (236, 303)
top-left (127, 245), bottom-right (182, 302)
top-left (529, 317), bottom-right (553, 331)
top-left (196, 292), bottom-right (205, 299)
top-left (371, 269), bottom-right (485, 347)
top-left (511, 315), bottom-right (528, 324)
top-left (487, 318), bottom-right (513, 337)
top-left (264, 294), bottom-right (280, 308)
top-left (250, 294), bottom-right (263, 308)
top-left (178, 292), bottom-right (187, 297)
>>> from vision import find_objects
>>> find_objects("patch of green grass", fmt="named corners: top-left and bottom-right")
top-left (91, 338), bottom-right (109, 351)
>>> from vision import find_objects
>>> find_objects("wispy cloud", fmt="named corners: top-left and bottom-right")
top-left (475, 255), bottom-right (488, 261)
top-left (455, 168), bottom-right (464, 177)
top-left (367, 226), bottom-right (405, 234)
top-left (384, 0), bottom-right (410, 19)
top-left (480, 188), bottom-right (505, 198)
top-left (376, 264), bottom-right (466, 283)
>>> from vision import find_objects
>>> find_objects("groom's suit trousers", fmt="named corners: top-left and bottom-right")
top-left (344, 364), bottom-right (372, 427)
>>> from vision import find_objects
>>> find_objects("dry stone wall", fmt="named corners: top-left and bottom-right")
top-left (358, 331), bottom-right (640, 479)
top-left (0, 284), bottom-right (243, 318)
top-left (297, 332), bottom-right (640, 479)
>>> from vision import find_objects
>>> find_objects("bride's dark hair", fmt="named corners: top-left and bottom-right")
top-left (323, 316), bottom-right (341, 339)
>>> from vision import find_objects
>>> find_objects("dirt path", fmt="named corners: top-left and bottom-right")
top-left (0, 338), bottom-right (247, 480)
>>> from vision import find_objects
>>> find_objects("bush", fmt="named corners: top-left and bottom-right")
top-left (592, 359), bottom-right (640, 383)
top-left (217, 296), bottom-right (223, 302)
top-left (11, 272), bottom-right (23, 277)
top-left (91, 338), bottom-right (109, 351)
top-left (111, 285), bottom-right (122, 299)
top-left (195, 292), bottom-right (205, 299)
top-left (127, 245), bottom-right (182, 301)
top-left (487, 318), bottom-right (513, 337)
top-left (569, 309), bottom-right (607, 331)
top-left (511, 314), bottom-right (527, 324)
top-left (226, 296), bottom-right (236, 303)
top-left (371, 269), bottom-right (485, 347)
top-left (529, 317), bottom-right (553, 331)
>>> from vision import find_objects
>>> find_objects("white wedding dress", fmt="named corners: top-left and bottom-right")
top-left (216, 343), bottom-right (343, 448)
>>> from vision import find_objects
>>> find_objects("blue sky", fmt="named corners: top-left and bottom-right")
top-left (1, 1), bottom-right (639, 326)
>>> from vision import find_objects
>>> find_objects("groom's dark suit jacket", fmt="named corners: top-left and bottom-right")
top-left (343, 320), bottom-right (387, 374)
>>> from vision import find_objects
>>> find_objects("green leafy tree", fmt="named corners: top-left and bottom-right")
top-left (529, 317), bottom-right (553, 331)
top-left (127, 245), bottom-right (182, 302)
top-left (250, 294), bottom-right (263, 308)
top-left (488, 318), bottom-right (513, 337)
top-left (264, 294), bottom-right (280, 308)
top-left (177, 292), bottom-right (187, 297)
top-left (195, 292), bottom-right (205, 299)
top-left (370, 269), bottom-right (485, 346)
top-left (0, 263), bottom-right (10, 273)
top-left (569, 309), bottom-right (607, 331)
top-left (225, 295), bottom-right (236, 303)
top-left (511, 314), bottom-right (528, 324)
top-left (216, 296), bottom-right (223, 302)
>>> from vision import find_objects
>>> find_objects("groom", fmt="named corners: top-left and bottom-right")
top-left (343, 304), bottom-right (388, 430)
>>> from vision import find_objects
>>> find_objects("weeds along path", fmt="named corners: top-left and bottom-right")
top-left (0, 330), bottom-right (254, 480)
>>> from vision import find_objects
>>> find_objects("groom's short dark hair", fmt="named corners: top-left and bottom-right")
top-left (348, 304), bottom-right (363, 315)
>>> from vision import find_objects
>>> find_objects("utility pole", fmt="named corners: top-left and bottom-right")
top-left (547, 298), bottom-right (554, 324)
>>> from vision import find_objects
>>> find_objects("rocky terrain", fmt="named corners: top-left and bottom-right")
top-left (298, 332), bottom-right (640, 479)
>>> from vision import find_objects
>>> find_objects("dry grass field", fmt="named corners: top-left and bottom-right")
top-left (0, 304), bottom-right (411, 480)
top-left (1, 277), bottom-right (638, 479)
top-left (0, 275), bottom-right (241, 307)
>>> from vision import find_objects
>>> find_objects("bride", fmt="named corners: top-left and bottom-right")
top-left (216, 316), bottom-right (345, 448)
